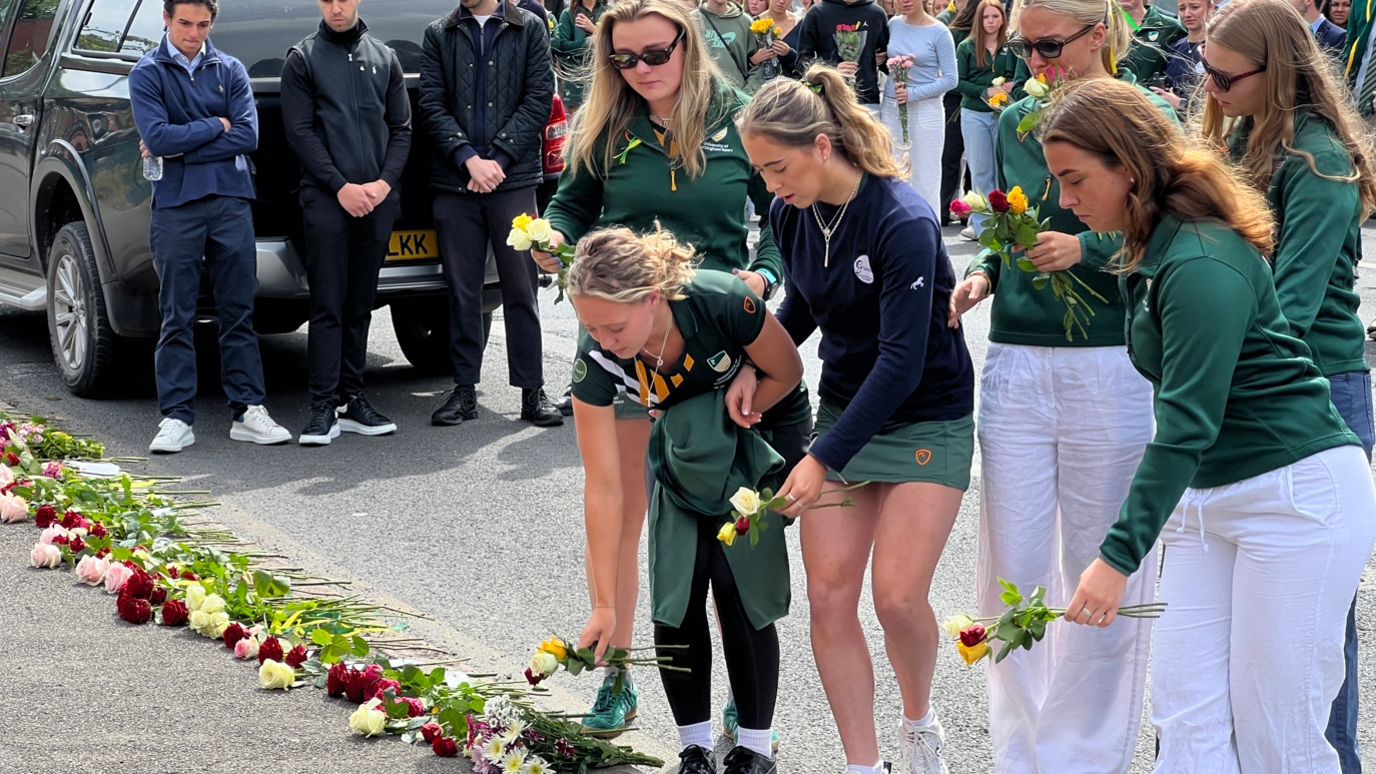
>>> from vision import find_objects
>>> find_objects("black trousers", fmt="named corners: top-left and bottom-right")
top-left (938, 92), bottom-right (967, 221)
top-left (434, 188), bottom-right (544, 389)
top-left (300, 185), bottom-right (398, 404)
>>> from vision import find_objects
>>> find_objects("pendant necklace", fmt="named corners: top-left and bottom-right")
top-left (811, 171), bottom-right (863, 268)
top-left (641, 311), bottom-right (673, 369)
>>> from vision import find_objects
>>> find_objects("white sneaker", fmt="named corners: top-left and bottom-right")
top-left (898, 716), bottom-right (950, 774)
top-left (230, 405), bottom-right (292, 445)
top-left (149, 418), bottom-right (194, 454)
top-left (960, 226), bottom-right (979, 241)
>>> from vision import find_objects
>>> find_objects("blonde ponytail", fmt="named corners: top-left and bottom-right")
top-left (567, 226), bottom-right (698, 304)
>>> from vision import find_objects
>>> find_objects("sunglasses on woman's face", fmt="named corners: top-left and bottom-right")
top-left (609, 28), bottom-right (686, 70)
top-left (1199, 54), bottom-right (1264, 92)
top-left (1006, 21), bottom-right (1096, 60)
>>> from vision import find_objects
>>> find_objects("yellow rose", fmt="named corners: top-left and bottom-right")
top-left (529, 651), bottom-right (560, 677)
top-left (773, 26), bottom-right (782, 36)
top-left (717, 521), bottom-right (738, 547)
top-left (958, 641), bottom-right (990, 665)
top-left (941, 614), bottom-right (975, 640)
top-left (506, 229), bottom-right (534, 252)
top-left (989, 93), bottom-right (1008, 107)
top-left (349, 698), bottom-right (388, 737)
top-left (512, 213), bottom-right (534, 232)
top-left (538, 637), bottom-right (568, 660)
top-left (729, 487), bottom-right (762, 516)
top-left (1007, 186), bottom-right (1028, 215)
top-left (259, 659), bottom-right (297, 690)
top-left (526, 218), bottom-right (552, 244)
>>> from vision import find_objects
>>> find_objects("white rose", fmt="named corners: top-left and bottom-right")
top-left (529, 651), bottom-right (559, 677)
top-left (349, 698), bottom-right (388, 737)
top-left (206, 612), bottom-right (230, 638)
top-left (941, 613), bottom-right (975, 640)
top-left (1024, 78), bottom-right (1050, 98)
top-left (526, 218), bottom-right (552, 244)
top-left (198, 593), bottom-right (226, 615)
top-left (258, 659), bottom-right (296, 690)
top-left (188, 610), bottom-right (210, 634)
top-left (506, 229), bottom-right (534, 252)
top-left (963, 191), bottom-right (989, 211)
top-left (185, 584), bottom-right (207, 612)
top-left (729, 487), bottom-right (762, 516)
top-left (991, 76), bottom-right (1005, 87)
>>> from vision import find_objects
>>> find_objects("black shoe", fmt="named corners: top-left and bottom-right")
top-left (299, 401), bottom-right (340, 446)
top-left (432, 386), bottom-right (478, 426)
top-left (338, 393), bottom-right (397, 436)
top-left (557, 387), bottom-right (574, 417)
top-left (722, 746), bottom-right (776, 774)
top-left (677, 745), bottom-right (717, 774)
top-left (521, 388), bottom-right (565, 427)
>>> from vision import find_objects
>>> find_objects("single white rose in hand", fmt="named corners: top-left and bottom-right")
top-left (527, 218), bottom-right (552, 243)
top-left (729, 487), bottom-right (762, 516)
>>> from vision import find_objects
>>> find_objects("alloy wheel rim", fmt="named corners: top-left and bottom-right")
top-left (52, 252), bottom-right (87, 372)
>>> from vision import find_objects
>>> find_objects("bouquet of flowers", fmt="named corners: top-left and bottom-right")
top-left (887, 54), bottom-right (917, 144)
top-left (524, 636), bottom-right (686, 692)
top-left (751, 18), bottom-right (783, 80)
top-left (949, 187), bottom-right (1108, 340)
top-left (507, 214), bottom-right (576, 303)
top-left (717, 483), bottom-right (867, 547)
top-left (943, 579), bottom-right (1166, 665)
top-left (987, 76), bottom-right (1009, 112)
top-left (834, 23), bottom-right (866, 82)
top-left (462, 695), bottom-right (665, 773)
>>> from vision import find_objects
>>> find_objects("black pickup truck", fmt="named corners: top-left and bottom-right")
top-left (0, 0), bottom-right (566, 395)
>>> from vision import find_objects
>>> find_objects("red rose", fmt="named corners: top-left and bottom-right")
top-left (405, 697), bottom-right (426, 718)
top-left (68, 536), bottom-right (86, 554)
top-left (34, 505), bottom-right (57, 527)
top-left (123, 570), bottom-right (155, 600)
top-left (421, 723), bottom-right (442, 743)
top-left (524, 668), bottom-right (544, 686)
top-left (95, 547), bottom-right (110, 559)
top-left (148, 587), bottom-right (167, 606)
top-left (326, 661), bottom-right (349, 697)
top-left (167, 566), bottom-right (180, 579)
top-left (51, 534), bottom-right (69, 546)
top-left (222, 623), bottom-right (250, 650)
top-left (117, 594), bottom-right (152, 624)
top-left (432, 736), bottom-right (458, 758)
top-left (988, 190), bottom-right (1010, 212)
top-left (344, 664), bottom-right (383, 704)
top-left (735, 516), bottom-right (750, 535)
top-left (959, 625), bottom-right (987, 648)
top-left (257, 637), bottom-right (284, 665)
top-left (285, 644), bottom-right (308, 669)
top-left (180, 572), bottom-right (199, 581)
top-left (89, 522), bottom-right (108, 539)
top-left (4, 452), bottom-right (17, 466)
top-left (160, 599), bottom-right (189, 626)
top-left (61, 511), bottom-right (84, 530)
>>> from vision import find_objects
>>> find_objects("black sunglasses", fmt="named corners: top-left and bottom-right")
top-left (1199, 54), bottom-right (1264, 92)
top-left (609, 27), bottom-right (685, 70)
top-left (1006, 21), bottom-right (1096, 60)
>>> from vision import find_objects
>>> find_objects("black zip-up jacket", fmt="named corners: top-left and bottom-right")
top-left (419, 1), bottom-right (555, 193)
top-left (281, 20), bottom-right (412, 193)
top-left (798, 0), bottom-right (890, 105)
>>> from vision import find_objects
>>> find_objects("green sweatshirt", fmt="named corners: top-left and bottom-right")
top-left (544, 81), bottom-right (783, 281)
top-left (1099, 215), bottom-right (1360, 576)
top-left (1227, 112), bottom-right (1369, 377)
top-left (550, 0), bottom-right (610, 110)
top-left (1120, 5), bottom-right (1186, 84)
top-left (954, 38), bottom-right (1016, 113)
top-left (966, 71), bottom-right (1177, 347)
top-left (692, 2), bottom-right (766, 93)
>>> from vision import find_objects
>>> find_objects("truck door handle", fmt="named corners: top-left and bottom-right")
top-left (13, 114), bottom-right (34, 128)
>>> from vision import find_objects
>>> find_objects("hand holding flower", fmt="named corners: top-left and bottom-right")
top-left (1025, 231), bottom-right (1083, 272)
top-left (1066, 558), bottom-right (1129, 628)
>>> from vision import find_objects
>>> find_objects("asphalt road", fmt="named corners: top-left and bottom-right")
top-left (1, 223), bottom-right (1374, 773)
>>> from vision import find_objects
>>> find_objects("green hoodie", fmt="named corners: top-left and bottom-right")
top-left (1099, 215), bottom-right (1360, 576)
top-left (544, 81), bottom-right (783, 281)
top-left (954, 38), bottom-right (1017, 113)
top-left (693, 2), bottom-right (766, 93)
top-left (550, 0), bottom-right (610, 110)
top-left (1120, 5), bottom-right (1186, 84)
top-left (966, 71), bottom-right (1178, 347)
top-left (1227, 112), bottom-right (1368, 377)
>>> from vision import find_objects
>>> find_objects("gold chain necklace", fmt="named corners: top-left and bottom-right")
top-left (641, 311), bottom-right (673, 369)
top-left (810, 171), bottom-right (862, 268)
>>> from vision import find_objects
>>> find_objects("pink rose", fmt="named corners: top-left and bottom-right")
top-left (0, 492), bottom-right (28, 523)
top-left (103, 563), bottom-right (135, 594)
top-left (42, 461), bottom-right (61, 479)
top-left (75, 555), bottom-right (109, 586)
top-left (0, 464), bottom-right (12, 486)
top-left (30, 543), bottom-right (61, 569)
top-left (39, 525), bottom-right (68, 545)
top-left (234, 637), bottom-right (261, 660)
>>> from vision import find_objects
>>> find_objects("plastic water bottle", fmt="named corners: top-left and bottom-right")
top-left (143, 155), bottom-right (163, 182)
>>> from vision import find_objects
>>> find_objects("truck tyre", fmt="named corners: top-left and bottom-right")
top-left (46, 222), bottom-right (124, 397)
top-left (391, 298), bottom-right (491, 374)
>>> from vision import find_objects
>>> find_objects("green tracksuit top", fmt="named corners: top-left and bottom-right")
top-left (954, 38), bottom-right (1017, 113)
top-left (692, 2), bottom-right (766, 93)
top-left (1227, 112), bottom-right (1368, 377)
top-left (1099, 215), bottom-right (1361, 576)
top-left (1120, 5), bottom-right (1186, 84)
top-left (967, 71), bottom-right (1177, 347)
top-left (543, 80), bottom-right (783, 281)
top-left (550, 0), bottom-right (610, 110)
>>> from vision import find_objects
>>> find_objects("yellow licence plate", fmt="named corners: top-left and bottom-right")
top-left (386, 230), bottom-right (439, 261)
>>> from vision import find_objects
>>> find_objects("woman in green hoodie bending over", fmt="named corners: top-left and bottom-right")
top-left (946, 1), bottom-right (1175, 771)
top-left (1044, 76), bottom-right (1376, 774)
top-left (1198, 0), bottom-right (1376, 769)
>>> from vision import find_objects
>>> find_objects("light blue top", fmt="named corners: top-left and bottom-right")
top-left (883, 16), bottom-right (957, 102)
top-left (168, 39), bottom-right (206, 73)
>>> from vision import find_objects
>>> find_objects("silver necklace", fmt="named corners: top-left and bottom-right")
top-left (811, 171), bottom-right (863, 268)
top-left (641, 312), bottom-right (673, 369)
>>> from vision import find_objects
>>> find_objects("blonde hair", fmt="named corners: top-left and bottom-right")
top-left (1040, 78), bottom-right (1274, 271)
top-left (735, 64), bottom-right (908, 178)
top-left (567, 226), bottom-right (698, 303)
top-left (1201, 0), bottom-right (1376, 216)
top-left (973, 0), bottom-right (1009, 67)
top-left (565, 0), bottom-right (726, 180)
top-left (1011, 0), bottom-right (1132, 74)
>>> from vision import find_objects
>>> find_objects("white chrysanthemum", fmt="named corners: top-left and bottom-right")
top-left (481, 737), bottom-right (507, 764)
top-left (499, 719), bottom-right (527, 747)
top-left (500, 750), bottom-right (528, 773)
top-left (521, 756), bottom-right (551, 774)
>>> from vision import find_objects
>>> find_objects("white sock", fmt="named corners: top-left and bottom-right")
top-left (737, 727), bottom-right (774, 759)
top-left (904, 707), bottom-right (936, 728)
top-left (600, 666), bottom-right (633, 688)
top-left (678, 720), bottom-right (713, 752)
top-left (846, 762), bottom-right (884, 774)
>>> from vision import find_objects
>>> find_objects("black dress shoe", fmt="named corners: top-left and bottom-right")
top-left (431, 386), bottom-right (478, 426)
top-left (722, 746), bottom-right (776, 774)
top-left (677, 745), bottom-right (717, 774)
top-left (521, 388), bottom-right (564, 427)
top-left (557, 387), bottom-right (574, 417)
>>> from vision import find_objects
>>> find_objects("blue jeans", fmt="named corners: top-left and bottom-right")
top-left (150, 195), bottom-right (265, 425)
top-left (960, 108), bottom-right (999, 231)
top-left (1325, 369), bottom-right (1372, 774)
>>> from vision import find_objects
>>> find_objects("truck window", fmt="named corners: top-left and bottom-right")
top-left (119, 0), bottom-right (164, 57)
top-left (74, 0), bottom-right (142, 53)
top-left (4, 0), bottom-right (57, 78)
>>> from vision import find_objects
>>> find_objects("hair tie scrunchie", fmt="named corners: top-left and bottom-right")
top-left (802, 78), bottom-right (824, 94)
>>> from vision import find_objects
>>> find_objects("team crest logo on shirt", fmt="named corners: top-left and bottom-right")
top-left (915, 449), bottom-right (932, 465)
top-left (712, 128), bottom-right (729, 142)
top-left (708, 351), bottom-right (733, 373)
top-left (854, 255), bottom-right (875, 284)
top-left (572, 359), bottom-right (588, 383)
top-left (743, 297), bottom-right (757, 314)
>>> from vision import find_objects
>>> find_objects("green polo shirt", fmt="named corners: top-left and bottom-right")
top-left (954, 39), bottom-right (1017, 113)
top-left (572, 271), bottom-right (812, 428)
top-left (1099, 215), bottom-right (1360, 576)
top-left (1227, 112), bottom-right (1368, 376)
top-left (1120, 6), bottom-right (1186, 83)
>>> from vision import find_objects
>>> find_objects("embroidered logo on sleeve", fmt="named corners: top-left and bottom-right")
top-left (572, 359), bottom-right (588, 383)
top-left (910, 277), bottom-right (925, 290)
top-left (854, 255), bottom-right (875, 284)
top-left (743, 297), bottom-right (758, 314)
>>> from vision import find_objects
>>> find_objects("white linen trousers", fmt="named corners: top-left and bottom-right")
top-left (977, 342), bottom-right (1158, 774)
top-left (880, 95), bottom-right (945, 213)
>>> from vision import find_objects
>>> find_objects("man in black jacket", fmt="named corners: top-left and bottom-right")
top-left (419, 0), bottom-right (561, 428)
top-left (281, 0), bottom-right (411, 446)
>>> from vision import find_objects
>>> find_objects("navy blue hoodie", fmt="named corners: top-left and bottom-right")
top-left (129, 37), bottom-right (257, 209)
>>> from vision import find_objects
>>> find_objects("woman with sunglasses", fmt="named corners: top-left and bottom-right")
top-left (1043, 76), bottom-right (1376, 774)
top-left (533, 0), bottom-right (793, 743)
top-left (1199, 0), bottom-right (1376, 769)
top-left (946, 1), bottom-right (1176, 771)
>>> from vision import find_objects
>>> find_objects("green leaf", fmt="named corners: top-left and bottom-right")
top-left (438, 706), bottom-right (468, 736)
top-left (1032, 275), bottom-right (1049, 290)
top-left (310, 628), bottom-right (333, 646)
top-left (351, 635), bottom-right (369, 657)
top-left (994, 638), bottom-right (1018, 663)
top-left (111, 547), bottom-right (133, 562)
top-left (430, 668), bottom-right (446, 687)
top-left (252, 569), bottom-right (292, 598)
top-left (1015, 257), bottom-right (1037, 272)
top-left (1000, 590), bottom-right (1021, 605)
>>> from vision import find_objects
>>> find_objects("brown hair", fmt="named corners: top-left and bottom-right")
top-left (973, 0), bottom-right (1009, 67)
top-left (567, 226), bottom-right (698, 304)
top-left (735, 64), bottom-right (908, 178)
top-left (1040, 78), bottom-right (1274, 271)
top-left (1201, 0), bottom-right (1376, 215)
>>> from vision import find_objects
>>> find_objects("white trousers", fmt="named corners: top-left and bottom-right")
top-left (880, 95), bottom-right (945, 214)
top-left (1153, 445), bottom-right (1376, 774)
top-left (977, 343), bottom-right (1157, 774)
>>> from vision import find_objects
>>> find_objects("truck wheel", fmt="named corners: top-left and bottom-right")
top-left (391, 298), bottom-right (491, 374)
top-left (47, 222), bottom-right (122, 397)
